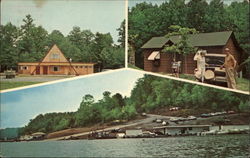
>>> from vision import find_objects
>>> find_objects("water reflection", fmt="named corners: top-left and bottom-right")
top-left (1, 135), bottom-right (248, 157)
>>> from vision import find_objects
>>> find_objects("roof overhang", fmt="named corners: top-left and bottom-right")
top-left (153, 125), bottom-right (211, 129)
top-left (18, 62), bottom-right (96, 66)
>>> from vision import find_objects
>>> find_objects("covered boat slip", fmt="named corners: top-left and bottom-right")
top-left (153, 125), bottom-right (211, 136)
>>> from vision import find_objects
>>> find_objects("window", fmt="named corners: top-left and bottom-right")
top-left (188, 127), bottom-right (192, 130)
top-left (51, 53), bottom-right (59, 59)
top-left (53, 66), bottom-right (59, 71)
top-left (153, 59), bottom-right (160, 67)
top-left (75, 66), bottom-right (78, 68)
top-left (84, 66), bottom-right (88, 68)
top-left (88, 66), bottom-right (92, 68)
top-left (80, 66), bottom-right (83, 68)
top-left (21, 66), bottom-right (28, 70)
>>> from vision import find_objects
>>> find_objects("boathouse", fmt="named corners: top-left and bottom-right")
top-left (142, 31), bottom-right (243, 74)
top-left (153, 125), bottom-right (211, 136)
top-left (18, 44), bottom-right (97, 76)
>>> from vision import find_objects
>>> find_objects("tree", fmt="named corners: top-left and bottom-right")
top-left (186, 0), bottom-right (208, 32)
top-left (75, 94), bottom-right (95, 126)
top-left (0, 23), bottom-right (20, 70)
top-left (46, 30), bottom-right (65, 48)
top-left (92, 32), bottom-right (114, 69)
top-left (162, 25), bottom-right (198, 73)
top-left (68, 27), bottom-right (95, 51)
top-left (129, 75), bottom-right (159, 112)
top-left (202, 0), bottom-right (228, 32)
top-left (239, 101), bottom-right (250, 112)
top-left (117, 20), bottom-right (125, 47)
top-left (112, 93), bottom-right (125, 107)
top-left (128, 2), bottom-right (161, 67)
top-left (100, 47), bottom-right (125, 69)
top-left (166, 0), bottom-right (187, 27)
top-left (79, 94), bottom-right (95, 110)
top-left (18, 15), bottom-right (48, 62)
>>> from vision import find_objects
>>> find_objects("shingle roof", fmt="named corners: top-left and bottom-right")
top-left (141, 31), bottom-right (233, 49)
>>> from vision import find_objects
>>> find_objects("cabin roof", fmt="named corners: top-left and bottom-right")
top-left (141, 31), bottom-right (233, 49)
top-left (153, 125), bottom-right (211, 129)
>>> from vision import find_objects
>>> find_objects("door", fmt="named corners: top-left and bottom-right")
top-left (36, 66), bottom-right (40, 75)
top-left (43, 66), bottom-right (48, 75)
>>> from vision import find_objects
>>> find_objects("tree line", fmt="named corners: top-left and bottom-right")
top-left (21, 91), bottom-right (136, 134)
top-left (0, 15), bottom-right (125, 71)
top-left (129, 75), bottom-right (249, 113)
top-left (128, 0), bottom-right (249, 76)
top-left (21, 74), bottom-right (249, 135)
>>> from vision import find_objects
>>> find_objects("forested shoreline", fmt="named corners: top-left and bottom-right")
top-left (19, 74), bottom-right (249, 135)
top-left (0, 15), bottom-right (125, 71)
top-left (128, 0), bottom-right (249, 76)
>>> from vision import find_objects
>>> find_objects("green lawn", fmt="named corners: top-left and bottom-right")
top-left (0, 81), bottom-right (42, 90)
top-left (236, 78), bottom-right (249, 92)
top-left (159, 72), bottom-right (249, 92)
top-left (179, 74), bottom-right (196, 81)
top-left (128, 64), bottom-right (143, 70)
top-left (180, 74), bottom-right (249, 92)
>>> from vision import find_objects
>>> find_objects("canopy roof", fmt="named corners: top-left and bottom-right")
top-left (148, 51), bottom-right (160, 60)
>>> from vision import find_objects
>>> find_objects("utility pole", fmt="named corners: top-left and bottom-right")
top-left (0, 0), bottom-right (2, 26)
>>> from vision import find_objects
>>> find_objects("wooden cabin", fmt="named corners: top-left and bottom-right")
top-left (18, 44), bottom-right (97, 76)
top-left (142, 31), bottom-right (243, 74)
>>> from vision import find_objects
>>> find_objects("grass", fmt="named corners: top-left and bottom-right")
top-left (157, 72), bottom-right (249, 92)
top-left (179, 74), bottom-right (196, 81)
top-left (159, 72), bottom-right (196, 81)
top-left (0, 81), bottom-right (43, 90)
top-left (236, 78), bottom-right (249, 92)
top-left (128, 64), bottom-right (143, 70)
top-left (180, 74), bottom-right (249, 92)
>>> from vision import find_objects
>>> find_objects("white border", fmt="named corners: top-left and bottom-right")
top-left (1, 68), bottom-right (249, 95)
top-left (126, 68), bottom-right (250, 95)
top-left (125, 0), bottom-right (128, 68)
top-left (0, 68), bottom-right (125, 93)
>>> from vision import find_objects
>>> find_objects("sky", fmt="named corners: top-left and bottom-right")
top-left (1, 0), bottom-right (125, 44)
top-left (1, 69), bottom-right (145, 128)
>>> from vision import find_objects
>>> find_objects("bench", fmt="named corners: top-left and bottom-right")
top-left (4, 70), bottom-right (16, 79)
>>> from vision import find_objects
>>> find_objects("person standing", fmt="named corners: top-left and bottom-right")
top-left (194, 50), bottom-right (202, 71)
top-left (200, 51), bottom-right (206, 83)
top-left (194, 49), bottom-right (207, 82)
top-left (172, 58), bottom-right (179, 77)
top-left (220, 48), bottom-right (237, 89)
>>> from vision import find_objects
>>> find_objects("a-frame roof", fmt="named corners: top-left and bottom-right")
top-left (41, 44), bottom-right (69, 62)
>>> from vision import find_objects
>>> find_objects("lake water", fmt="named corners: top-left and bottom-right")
top-left (1, 134), bottom-right (249, 157)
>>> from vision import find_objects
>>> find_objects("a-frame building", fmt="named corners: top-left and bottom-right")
top-left (18, 44), bottom-right (96, 75)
